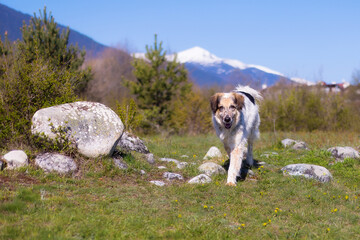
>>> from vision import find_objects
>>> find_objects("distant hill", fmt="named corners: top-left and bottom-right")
top-left (0, 3), bottom-right (106, 57)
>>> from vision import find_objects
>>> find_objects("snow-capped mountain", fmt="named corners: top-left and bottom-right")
top-left (135, 46), bottom-right (314, 89)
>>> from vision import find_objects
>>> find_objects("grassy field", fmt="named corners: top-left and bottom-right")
top-left (1, 131), bottom-right (360, 239)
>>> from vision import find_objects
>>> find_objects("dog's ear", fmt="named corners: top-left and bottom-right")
top-left (210, 93), bottom-right (222, 113)
top-left (234, 93), bottom-right (245, 111)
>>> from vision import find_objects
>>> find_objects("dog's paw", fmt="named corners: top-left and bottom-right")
top-left (226, 182), bottom-right (236, 187)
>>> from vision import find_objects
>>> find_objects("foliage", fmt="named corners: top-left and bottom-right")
top-left (115, 98), bottom-right (143, 133)
top-left (260, 86), bottom-right (357, 132)
top-left (169, 88), bottom-right (213, 135)
top-left (0, 8), bottom-right (91, 147)
top-left (19, 7), bottom-right (92, 94)
top-left (125, 34), bottom-right (191, 132)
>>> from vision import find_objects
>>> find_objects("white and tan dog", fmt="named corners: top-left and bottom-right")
top-left (210, 85), bottom-right (262, 186)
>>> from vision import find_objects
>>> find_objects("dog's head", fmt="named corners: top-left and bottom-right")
top-left (210, 93), bottom-right (244, 129)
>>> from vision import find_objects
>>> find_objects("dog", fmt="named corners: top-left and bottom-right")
top-left (210, 85), bottom-right (262, 186)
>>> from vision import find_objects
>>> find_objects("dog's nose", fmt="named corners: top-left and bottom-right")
top-left (224, 116), bottom-right (231, 123)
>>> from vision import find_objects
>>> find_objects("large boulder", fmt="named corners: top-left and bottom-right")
top-left (2, 150), bottom-right (28, 169)
top-left (31, 101), bottom-right (124, 158)
top-left (281, 164), bottom-right (333, 183)
top-left (35, 153), bottom-right (77, 174)
top-left (327, 146), bottom-right (359, 161)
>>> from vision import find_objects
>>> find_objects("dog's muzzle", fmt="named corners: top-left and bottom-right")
top-left (224, 116), bottom-right (232, 129)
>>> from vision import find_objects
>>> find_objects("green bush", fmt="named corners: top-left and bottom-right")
top-left (260, 86), bottom-right (357, 132)
top-left (0, 8), bottom-right (91, 148)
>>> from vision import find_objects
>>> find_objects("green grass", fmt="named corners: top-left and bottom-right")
top-left (1, 131), bottom-right (360, 239)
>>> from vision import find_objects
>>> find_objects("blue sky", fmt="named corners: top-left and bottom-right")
top-left (1, 0), bottom-right (360, 83)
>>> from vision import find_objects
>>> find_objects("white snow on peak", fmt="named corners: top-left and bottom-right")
top-left (175, 46), bottom-right (222, 65)
top-left (290, 77), bottom-right (315, 86)
top-left (134, 46), bottom-right (314, 86)
top-left (175, 47), bottom-right (284, 76)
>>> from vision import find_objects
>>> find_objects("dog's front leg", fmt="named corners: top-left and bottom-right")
top-left (226, 141), bottom-right (246, 186)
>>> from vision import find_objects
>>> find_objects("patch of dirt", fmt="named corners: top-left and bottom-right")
top-left (0, 172), bottom-right (39, 189)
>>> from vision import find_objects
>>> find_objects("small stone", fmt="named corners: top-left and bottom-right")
top-left (150, 180), bottom-right (166, 187)
top-left (281, 139), bottom-right (308, 150)
top-left (140, 170), bottom-right (146, 175)
top-left (248, 169), bottom-right (255, 177)
top-left (163, 172), bottom-right (183, 181)
top-left (292, 141), bottom-right (308, 150)
top-left (188, 174), bottom-right (212, 184)
top-left (158, 166), bottom-right (167, 169)
top-left (281, 164), bottom-right (332, 183)
top-left (203, 146), bottom-right (222, 160)
top-left (35, 153), bottom-right (77, 174)
top-left (145, 153), bottom-right (155, 164)
top-left (327, 146), bottom-right (359, 160)
top-left (159, 158), bottom-right (188, 169)
top-left (198, 162), bottom-right (226, 176)
top-left (113, 157), bottom-right (128, 169)
top-left (177, 162), bottom-right (188, 169)
top-left (281, 139), bottom-right (297, 148)
top-left (3, 150), bottom-right (28, 169)
top-left (261, 152), bottom-right (278, 158)
top-left (117, 131), bottom-right (150, 154)
top-left (181, 155), bottom-right (189, 158)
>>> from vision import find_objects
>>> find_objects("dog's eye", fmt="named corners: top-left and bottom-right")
top-left (219, 106), bottom-right (224, 112)
top-left (230, 105), bottom-right (236, 110)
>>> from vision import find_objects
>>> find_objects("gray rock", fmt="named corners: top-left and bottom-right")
top-left (31, 101), bottom-right (124, 158)
top-left (113, 157), bottom-right (128, 169)
top-left (198, 162), bottom-right (226, 176)
top-left (159, 158), bottom-right (188, 169)
top-left (158, 166), bottom-right (167, 169)
top-left (248, 169), bottom-right (255, 177)
top-left (150, 180), bottom-right (166, 187)
top-left (188, 174), bottom-right (212, 184)
top-left (203, 146), bottom-right (222, 160)
top-left (145, 153), bottom-right (155, 164)
top-left (281, 139), bottom-right (308, 150)
top-left (292, 141), bottom-right (308, 150)
top-left (117, 131), bottom-right (150, 154)
top-left (140, 170), bottom-right (146, 175)
top-left (35, 153), bottom-right (77, 174)
top-left (181, 155), bottom-right (189, 158)
top-left (177, 162), bottom-right (188, 169)
top-left (281, 164), bottom-right (332, 183)
top-left (163, 172), bottom-right (184, 181)
top-left (3, 150), bottom-right (28, 169)
top-left (281, 139), bottom-right (297, 147)
top-left (261, 152), bottom-right (278, 158)
top-left (327, 146), bottom-right (359, 160)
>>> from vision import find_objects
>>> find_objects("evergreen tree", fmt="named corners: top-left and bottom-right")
top-left (126, 35), bottom-right (191, 131)
top-left (19, 7), bottom-right (91, 94)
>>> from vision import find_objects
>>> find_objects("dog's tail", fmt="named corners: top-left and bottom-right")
top-left (233, 85), bottom-right (263, 103)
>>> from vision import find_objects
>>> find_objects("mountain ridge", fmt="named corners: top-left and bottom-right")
top-left (0, 3), bottom-right (106, 57)
top-left (136, 47), bottom-right (314, 89)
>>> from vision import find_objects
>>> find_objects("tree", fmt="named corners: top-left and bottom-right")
top-left (19, 7), bottom-right (91, 94)
top-left (0, 7), bottom-right (90, 146)
top-left (126, 35), bottom-right (191, 131)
